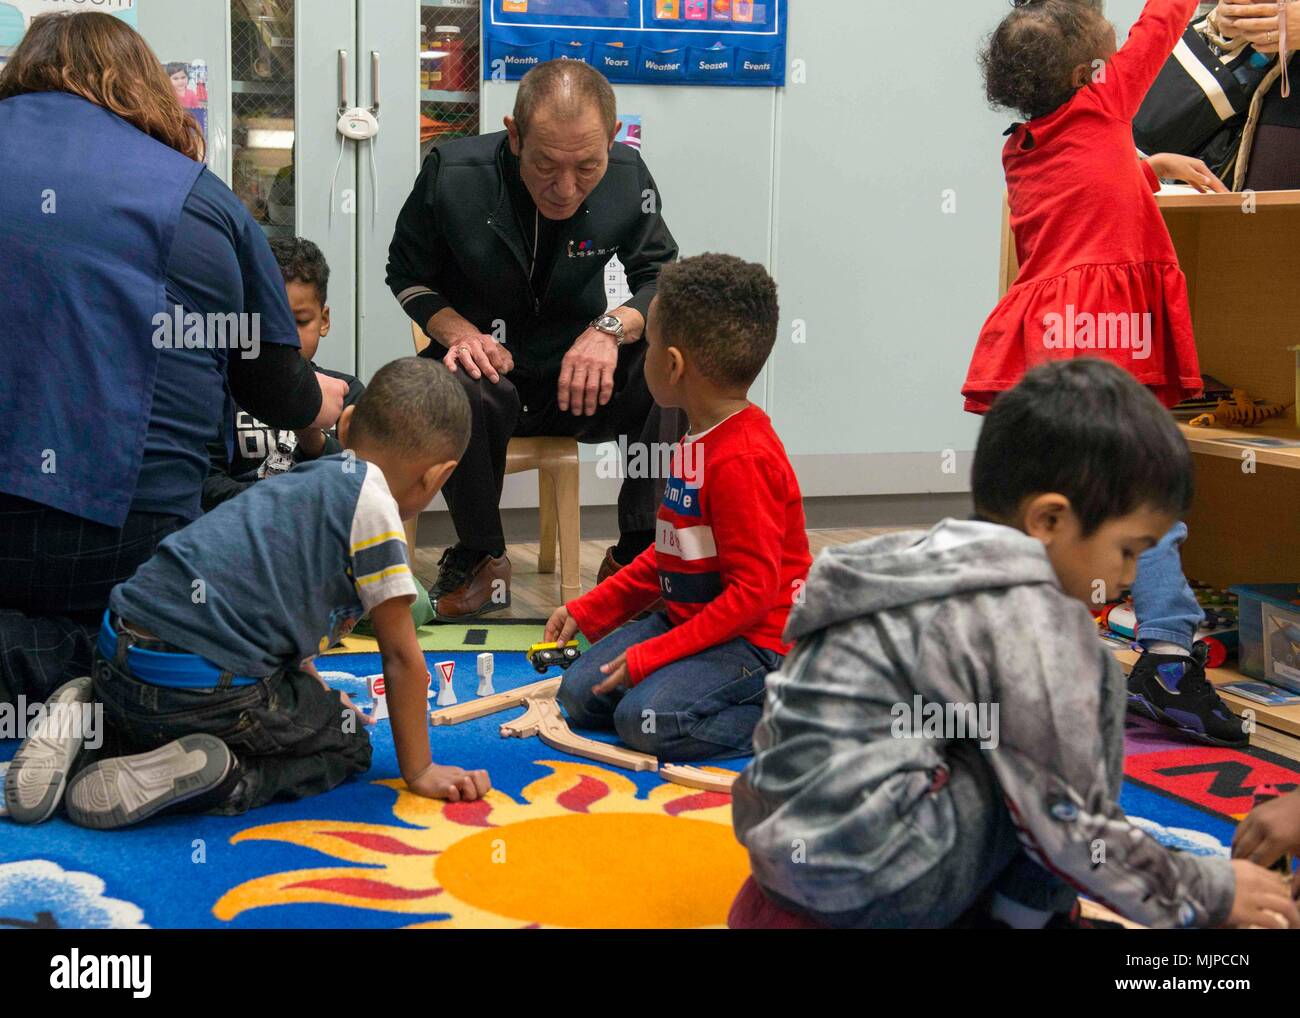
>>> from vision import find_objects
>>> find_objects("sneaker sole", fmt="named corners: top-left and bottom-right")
top-left (3, 676), bottom-right (94, 825)
top-left (1127, 691), bottom-right (1248, 749)
top-left (65, 734), bottom-right (231, 830)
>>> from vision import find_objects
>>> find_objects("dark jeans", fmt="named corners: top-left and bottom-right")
top-left (429, 341), bottom-right (686, 553)
top-left (759, 742), bottom-right (1077, 928)
top-left (90, 650), bottom-right (372, 814)
top-left (557, 612), bottom-right (781, 761)
top-left (0, 493), bottom-right (183, 706)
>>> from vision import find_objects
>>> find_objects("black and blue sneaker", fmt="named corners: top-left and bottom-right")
top-left (1126, 642), bottom-right (1247, 747)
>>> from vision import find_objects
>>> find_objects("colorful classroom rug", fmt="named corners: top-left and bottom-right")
top-left (323, 618), bottom-right (589, 656)
top-left (0, 652), bottom-right (1294, 929)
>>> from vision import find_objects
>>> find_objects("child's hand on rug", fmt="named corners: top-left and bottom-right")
top-left (1233, 788), bottom-right (1300, 869)
top-left (544, 605), bottom-right (581, 645)
top-left (592, 652), bottom-right (631, 695)
top-left (407, 762), bottom-right (492, 802)
top-left (1224, 860), bottom-right (1300, 928)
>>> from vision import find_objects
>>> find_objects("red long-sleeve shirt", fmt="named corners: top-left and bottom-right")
top-left (568, 405), bottom-right (812, 684)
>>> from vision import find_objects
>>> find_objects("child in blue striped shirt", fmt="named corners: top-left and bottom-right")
top-left (4, 358), bottom-right (491, 829)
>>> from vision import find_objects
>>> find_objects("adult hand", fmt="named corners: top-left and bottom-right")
top-left (1146, 153), bottom-right (1231, 192)
top-left (1233, 788), bottom-right (1300, 866)
top-left (558, 327), bottom-right (618, 416)
top-left (1216, 2), bottom-right (1300, 54)
top-left (1224, 859), bottom-right (1300, 928)
top-left (442, 333), bottom-right (514, 384)
top-left (308, 372), bottom-right (349, 431)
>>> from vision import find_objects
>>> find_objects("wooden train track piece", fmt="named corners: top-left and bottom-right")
top-left (428, 676), bottom-right (561, 727)
top-left (659, 764), bottom-right (739, 794)
top-left (501, 696), bottom-right (658, 772)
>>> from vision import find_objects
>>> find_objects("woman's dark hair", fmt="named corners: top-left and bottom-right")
top-left (0, 12), bottom-right (204, 161)
top-left (972, 359), bottom-right (1194, 536)
top-left (269, 237), bottom-right (330, 306)
top-left (980, 0), bottom-right (1111, 121)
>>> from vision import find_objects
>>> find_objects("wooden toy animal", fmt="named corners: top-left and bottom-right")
top-left (1188, 389), bottom-right (1292, 428)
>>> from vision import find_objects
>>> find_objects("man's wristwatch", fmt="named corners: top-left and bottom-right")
top-left (591, 314), bottom-right (626, 345)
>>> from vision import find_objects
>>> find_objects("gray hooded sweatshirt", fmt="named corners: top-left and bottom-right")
top-left (731, 519), bottom-right (1235, 929)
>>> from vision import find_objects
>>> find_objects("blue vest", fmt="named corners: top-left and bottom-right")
top-left (0, 92), bottom-right (203, 527)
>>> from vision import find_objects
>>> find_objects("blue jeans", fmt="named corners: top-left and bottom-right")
top-left (557, 612), bottom-right (781, 762)
top-left (1132, 522), bottom-right (1204, 652)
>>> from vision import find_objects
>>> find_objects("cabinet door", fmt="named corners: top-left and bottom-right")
top-left (356, 1), bottom-right (483, 382)
top-left (293, 0), bottom-right (358, 375)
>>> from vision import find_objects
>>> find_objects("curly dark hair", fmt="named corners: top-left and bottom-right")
top-left (269, 236), bottom-right (330, 306)
top-left (655, 253), bottom-right (779, 390)
top-left (980, 0), bottom-right (1112, 121)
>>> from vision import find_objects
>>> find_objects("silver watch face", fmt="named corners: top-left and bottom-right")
top-left (595, 315), bottom-right (623, 336)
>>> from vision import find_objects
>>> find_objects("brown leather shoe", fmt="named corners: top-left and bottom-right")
top-left (597, 546), bottom-right (666, 617)
top-left (432, 552), bottom-right (512, 621)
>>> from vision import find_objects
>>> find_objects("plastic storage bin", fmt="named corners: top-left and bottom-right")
top-left (1231, 583), bottom-right (1300, 691)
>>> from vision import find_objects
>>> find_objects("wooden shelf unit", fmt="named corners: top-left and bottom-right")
top-left (1000, 190), bottom-right (1300, 591)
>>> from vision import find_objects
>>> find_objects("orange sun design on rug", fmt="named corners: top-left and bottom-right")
top-left (212, 761), bottom-right (747, 928)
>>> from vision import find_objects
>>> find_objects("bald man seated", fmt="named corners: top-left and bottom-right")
top-left (388, 60), bottom-right (679, 619)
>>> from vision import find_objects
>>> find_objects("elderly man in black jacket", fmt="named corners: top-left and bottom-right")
top-left (388, 60), bottom-right (679, 619)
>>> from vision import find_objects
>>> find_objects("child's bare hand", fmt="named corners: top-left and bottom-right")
top-left (302, 657), bottom-right (374, 726)
top-left (408, 763), bottom-right (491, 802)
top-left (1145, 153), bottom-right (1230, 193)
top-left (591, 652), bottom-right (631, 695)
top-left (544, 605), bottom-right (580, 645)
top-left (1224, 860), bottom-right (1300, 928)
top-left (1233, 789), bottom-right (1300, 866)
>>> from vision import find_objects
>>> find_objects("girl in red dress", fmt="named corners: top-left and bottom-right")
top-left (966, 0), bottom-right (1247, 752)
top-left (963, 0), bottom-right (1227, 415)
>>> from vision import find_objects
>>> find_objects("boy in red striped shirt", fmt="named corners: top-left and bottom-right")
top-left (546, 253), bottom-right (811, 761)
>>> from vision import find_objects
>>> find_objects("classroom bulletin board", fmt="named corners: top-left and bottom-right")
top-left (484, 0), bottom-right (788, 87)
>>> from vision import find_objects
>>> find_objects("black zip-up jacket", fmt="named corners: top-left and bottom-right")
top-left (387, 131), bottom-right (678, 385)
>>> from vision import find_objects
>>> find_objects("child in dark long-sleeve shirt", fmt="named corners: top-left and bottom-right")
top-left (547, 254), bottom-right (811, 761)
top-left (204, 237), bottom-right (363, 511)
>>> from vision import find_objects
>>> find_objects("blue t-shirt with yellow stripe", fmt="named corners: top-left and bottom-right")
top-left (109, 454), bottom-right (416, 677)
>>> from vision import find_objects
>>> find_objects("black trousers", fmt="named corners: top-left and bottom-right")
top-left (92, 647), bottom-right (372, 814)
top-left (429, 341), bottom-right (686, 553)
top-left (0, 493), bottom-right (184, 706)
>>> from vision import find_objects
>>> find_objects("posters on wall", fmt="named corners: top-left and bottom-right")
top-left (486, 0), bottom-right (787, 87)
top-left (165, 59), bottom-right (210, 161)
top-left (605, 114), bottom-right (641, 311)
top-left (0, 0), bottom-right (137, 67)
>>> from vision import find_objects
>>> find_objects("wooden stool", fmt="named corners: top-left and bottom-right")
top-left (404, 322), bottom-right (582, 603)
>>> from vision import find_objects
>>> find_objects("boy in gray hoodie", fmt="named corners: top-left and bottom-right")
top-left (730, 360), bottom-right (1297, 930)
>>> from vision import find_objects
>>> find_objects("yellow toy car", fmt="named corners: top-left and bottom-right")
top-left (526, 641), bottom-right (581, 674)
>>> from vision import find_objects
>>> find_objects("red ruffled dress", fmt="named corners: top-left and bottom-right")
top-left (963, 0), bottom-right (1203, 414)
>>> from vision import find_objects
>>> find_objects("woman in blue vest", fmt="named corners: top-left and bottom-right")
top-left (0, 12), bottom-right (349, 706)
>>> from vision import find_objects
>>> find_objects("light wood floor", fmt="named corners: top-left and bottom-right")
top-left (412, 528), bottom-right (909, 618)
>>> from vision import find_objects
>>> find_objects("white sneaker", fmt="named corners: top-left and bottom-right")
top-left (4, 676), bottom-right (94, 824)
top-left (66, 734), bottom-right (232, 830)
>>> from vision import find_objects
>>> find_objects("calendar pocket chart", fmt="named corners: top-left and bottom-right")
top-left (484, 0), bottom-right (787, 87)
